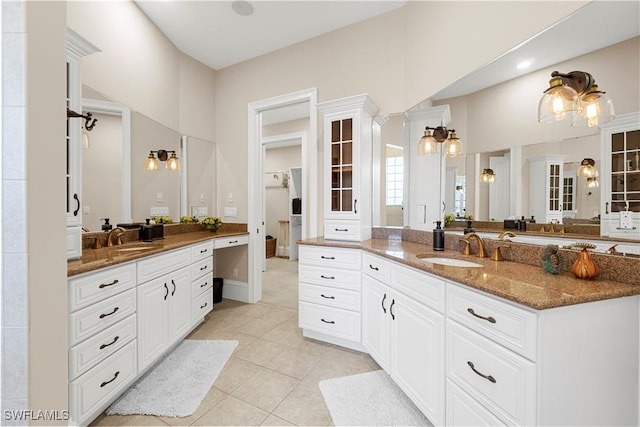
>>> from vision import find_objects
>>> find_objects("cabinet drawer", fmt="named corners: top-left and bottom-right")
top-left (69, 340), bottom-right (137, 426)
top-left (446, 321), bottom-right (536, 426)
top-left (137, 247), bottom-right (190, 283)
top-left (69, 289), bottom-right (136, 346)
top-left (192, 288), bottom-right (214, 323)
top-left (362, 252), bottom-right (390, 283)
top-left (390, 263), bottom-right (445, 314)
top-left (213, 234), bottom-right (248, 249)
top-left (299, 301), bottom-right (360, 342)
top-left (192, 272), bottom-right (213, 298)
top-left (192, 256), bottom-right (213, 280)
top-left (69, 263), bottom-right (136, 312)
top-left (446, 379), bottom-right (508, 427)
top-left (69, 315), bottom-right (136, 381)
top-left (299, 245), bottom-right (361, 270)
top-left (300, 283), bottom-right (360, 311)
top-left (191, 240), bottom-right (213, 261)
top-left (447, 284), bottom-right (537, 360)
top-left (324, 220), bottom-right (361, 241)
top-left (299, 265), bottom-right (361, 291)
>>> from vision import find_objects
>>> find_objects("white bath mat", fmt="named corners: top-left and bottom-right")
top-left (319, 369), bottom-right (433, 426)
top-left (106, 339), bottom-right (237, 418)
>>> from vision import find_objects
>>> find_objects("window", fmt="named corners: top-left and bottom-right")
top-left (386, 154), bottom-right (403, 206)
top-left (563, 176), bottom-right (574, 212)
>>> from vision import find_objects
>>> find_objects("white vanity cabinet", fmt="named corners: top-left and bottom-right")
top-left (298, 245), bottom-right (363, 350)
top-left (318, 94), bottom-right (378, 242)
top-left (529, 155), bottom-right (566, 224)
top-left (136, 247), bottom-right (192, 371)
top-left (361, 253), bottom-right (446, 425)
top-left (446, 282), bottom-right (639, 426)
top-left (191, 240), bottom-right (214, 325)
top-left (68, 263), bottom-right (138, 426)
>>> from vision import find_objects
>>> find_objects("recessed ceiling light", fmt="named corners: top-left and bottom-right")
top-left (516, 60), bottom-right (532, 70)
top-left (232, 1), bottom-right (254, 16)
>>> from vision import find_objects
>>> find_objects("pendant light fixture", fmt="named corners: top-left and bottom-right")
top-left (417, 126), bottom-right (462, 157)
top-left (538, 71), bottom-right (614, 128)
top-left (144, 150), bottom-right (181, 171)
top-left (577, 158), bottom-right (597, 178)
top-left (586, 177), bottom-right (599, 188)
top-left (480, 168), bottom-right (496, 183)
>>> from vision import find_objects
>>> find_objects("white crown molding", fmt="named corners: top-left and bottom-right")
top-left (66, 28), bottom-right (101, 58)
top-left (317, 93), bottom-right (378, 117)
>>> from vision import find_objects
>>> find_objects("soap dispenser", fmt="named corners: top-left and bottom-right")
top-left (463, 220), bottom-right (475, 234)
top-left (141, 218), bottom-right (154, 242)
top-left (433, 221), bottom-right (445, 251)
top-left (101, 218), bottom-right (112, 232)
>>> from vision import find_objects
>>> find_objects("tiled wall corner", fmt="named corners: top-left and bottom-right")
top-left (1, 0), bottom-right (29, 416)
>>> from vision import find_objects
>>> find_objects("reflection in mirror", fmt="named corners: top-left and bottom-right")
top-left (374, 114), bottom-right (406, 227)
top-left (184, 135), bottom-right (217, 220)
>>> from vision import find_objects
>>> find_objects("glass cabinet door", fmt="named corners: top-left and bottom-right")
top-left (610, 129), bottom-right (640, 212)
top-left (330, 118), bottom-right (354, 213)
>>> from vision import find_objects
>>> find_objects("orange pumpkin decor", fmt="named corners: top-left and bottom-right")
top-left (571, 247), bottom-right (598, 279)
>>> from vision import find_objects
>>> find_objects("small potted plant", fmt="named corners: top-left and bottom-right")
top-left (180, 216), bottom-right (199, 224)
top-left (201, 216), bottom-right (222, 232)
top-left (443, 214), bottom-right (455, 228)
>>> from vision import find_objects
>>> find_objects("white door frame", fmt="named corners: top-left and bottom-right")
top-left (248, 88), bottom-right (318, 303)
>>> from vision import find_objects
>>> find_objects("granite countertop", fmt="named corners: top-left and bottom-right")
top-left (68, 230), bottom-right (249, 277)
top-left (299, 237), bottom-right (640, 310)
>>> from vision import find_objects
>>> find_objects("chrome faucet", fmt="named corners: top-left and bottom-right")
top-left (106, 227), bottom-right (126, 247)
top-left (463, 232), bottom-right (487, 258)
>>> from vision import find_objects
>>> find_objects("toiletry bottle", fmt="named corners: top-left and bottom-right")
top-left (463, 220), bottom-right (475, 234)
top-left (141, 218), bottom-right (154, 242)
top-left (101, 218), bottom-right (112, 231)
top-left (519, 216), bottom-right (527, 231)
top-left (433, 221), bottom-right (445, 251)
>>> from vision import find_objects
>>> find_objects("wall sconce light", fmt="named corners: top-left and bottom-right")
top-left (144, 150), bottom-right (181, 171)
top-left (537, 71), bottom-right (614, 128)
top-left (67, 108), bottom-right (98, 131)
top-left (577, 158), bottom-right (597, 178)
top-left (480, 168), bottom-right (496, 183)
top-left (417, 126), bottom-right (463, 157)
top-left (586, 177), bottom-right (599, 188)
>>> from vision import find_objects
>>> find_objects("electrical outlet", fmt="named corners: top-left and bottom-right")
top-left (198, 207), bottom-right (208, 217)
top-left (83, 205), bottom-right (91, 215)
top-left (227, 192), bottom-right (233, 203)
top-left (156, 192), bottom-right (163, 202)
top-left (199, 193), bottom-right (205, 203)
top-left (232, 268), bottom-right (238, 278)
top-left (150, 207), bottom-right (169, 217)
top-left (224, 207), bottom-right (237, 217)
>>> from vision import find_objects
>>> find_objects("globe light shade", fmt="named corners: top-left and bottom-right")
top-left (418, 129), bottom-right (438, 156)
top-left (538, 77), bottom-right (581, 123)
top-left (571, 85), bottom-right (615, 128)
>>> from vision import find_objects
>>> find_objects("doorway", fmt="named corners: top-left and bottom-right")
top-left (247, 88), bottom-right (318, 303)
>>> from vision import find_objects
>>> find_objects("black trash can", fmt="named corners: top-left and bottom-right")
top-left (213, 277), bottom-right (224, 304)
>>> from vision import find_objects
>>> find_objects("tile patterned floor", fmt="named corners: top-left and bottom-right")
top-left (91, 257), bottom-right (379, 426)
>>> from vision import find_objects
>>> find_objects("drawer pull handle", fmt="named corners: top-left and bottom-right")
top-left (354, 199), bottom-right (358, 214)
top-left (321, 318), bottom-right (335, 324)
top-left (200, 302), bottom-right (208, 309)
top-left (320, 275), bottom-right (335, 280)
top-left (335, 228), bottom-right (348, 232)
top-left (200, 248), bottom-right (208, 253)
top-left (100, 371), bottom-right (120, 388)
top-left (200, 282), bottom-right (209, 288)
top-left (99, 307), bottom-right (119, 319)
top-left (467, 308), bottom-right (496, 324)
top-left (320, 256), bottom-right (335, 260)
top-left (381, 293), bottom-right (387, 313)
top-left (99, 336), bottom-right (120, 350)
top-left (229, 240), bottom-right (238, 244)
top-left (390, 299), bottom-right (396, 320)
top-left (164, 283), bottom-right (169, 300)
top-left (98, 279), bottom-right (119, 289)
top-left (467, 361), bottom-right (496, 384)
top-left (73, 193), bottom-right (80, 216)
top-left (369, 264), bottom-right (379, 271)
top-left (171, 279), bottom-right (176, 296)
top-left (320, 294), bottom-right (335, 299)
top-left (200, 265), bottom-right (208, 271)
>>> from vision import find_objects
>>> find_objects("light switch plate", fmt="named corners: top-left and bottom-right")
top-left (417, 205), bottom-right (426, 223)
top-left (198, 207), bottom-right (208, 217)
top-left (224, 207), bottom-right (237, 217)
top-left (620, 210), bottom-right (633, 229)
top-left (150, 207), bottom-right (169, 217)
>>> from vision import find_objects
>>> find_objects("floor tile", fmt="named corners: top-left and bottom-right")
top-left (264, 346), bottom-right (322, 380)
top-left (233, 316), bottom-right (284, 338)
top-left (302, 351), bottom-right (379, 385)
top-left (234, 338), bottom-right (287, 366)
top-left (91, 413), bottom-right (169, 426)
top-left (213, 357), bottom-right (262, 394)
top-left (158, 387), bottom-right (227, 426)
top-left (188, 325), bottom-right (258, 352)
top-left (192, 395), bottom-right (268, 426)
top-left (231, 368), bottom-right (299, 412)
top-left (272, 381), bottom-right (332, 426)
top-left (260, 319), bottom-right (306, 348)
top-left (260, 414), bottom-right (296, 426)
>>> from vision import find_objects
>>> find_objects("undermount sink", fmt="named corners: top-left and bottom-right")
top-left (418, 256), bottom-right (483, 268)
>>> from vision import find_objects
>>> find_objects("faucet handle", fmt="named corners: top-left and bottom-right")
top-left (491, 244), bottom-right (510, 261)
top-left (92, 237), bottom-right (103, 249)
top-left (459, 238), bottom-right (471, 256)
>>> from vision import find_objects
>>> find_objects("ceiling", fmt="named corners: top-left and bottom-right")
top-left (134, 0), bottom-right (407, 70)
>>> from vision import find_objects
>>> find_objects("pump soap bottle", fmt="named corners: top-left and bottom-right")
top-left (141, 219), bottom-right (154, 242)
top-left (433, 221), bottom-right (445, 251)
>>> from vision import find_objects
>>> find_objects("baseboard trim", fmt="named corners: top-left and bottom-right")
top-left (221, 279), bottom-right (249, 303)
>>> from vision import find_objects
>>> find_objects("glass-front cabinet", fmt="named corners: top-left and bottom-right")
top-left (529, 155), bottom-right (565, 224)
top-left (600, 112), bottom-right (640, 239)
top-left (319, 94), bottom-right (378, 241)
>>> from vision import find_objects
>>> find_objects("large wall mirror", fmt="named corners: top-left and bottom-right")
top-left (82, 87), bottom-right (216, 232)
top-left (373, 1), bottom-right (639, 244)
